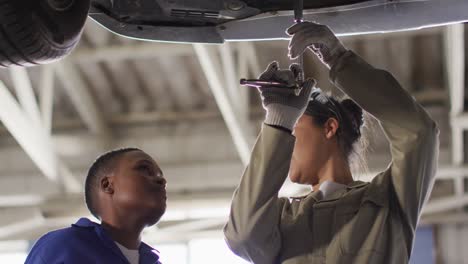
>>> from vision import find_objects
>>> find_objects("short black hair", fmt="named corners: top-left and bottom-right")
top-left (84, 148), bottom-right (142, 219)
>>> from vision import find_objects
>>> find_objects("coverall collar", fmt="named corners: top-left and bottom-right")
top-left (73, 218), bottom-right (160, 263)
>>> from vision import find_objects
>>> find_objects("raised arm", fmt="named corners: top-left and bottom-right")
top-left (224, 125), bottom-right (293, 263)
top-left (224, 62), bottom-right (314, 263)
top-left (288, 22), bottom-right (439, 232)
top-left (330, 51), bottom-right (439, 230)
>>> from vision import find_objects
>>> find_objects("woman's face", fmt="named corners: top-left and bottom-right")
top-left (289, 115), bottom-right (333, 185)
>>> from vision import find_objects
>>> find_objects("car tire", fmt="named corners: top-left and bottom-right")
top-left (0, 0), bottom-right (90, 67)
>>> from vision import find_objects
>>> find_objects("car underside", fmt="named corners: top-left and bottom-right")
top-left (1, 0), bottom-right (468, 67)
top-left (90, 0), bottom-right (367, 27)
top-left (89, 0), bottom-right (468, 43)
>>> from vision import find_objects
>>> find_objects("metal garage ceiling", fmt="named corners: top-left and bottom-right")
top-left (0, 20), bottom-right (466, 243)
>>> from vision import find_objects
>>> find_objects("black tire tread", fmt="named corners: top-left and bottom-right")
top-left (0, 0), bottom-right (87, 67)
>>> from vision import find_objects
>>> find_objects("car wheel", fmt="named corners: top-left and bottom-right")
top-left (0, 0), bottom-right (90, 67)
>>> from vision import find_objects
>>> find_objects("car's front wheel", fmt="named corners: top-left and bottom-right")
top-left (0, 0), bottom-right (90, 68)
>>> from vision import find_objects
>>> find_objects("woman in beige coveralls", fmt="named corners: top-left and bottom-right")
top-left (224, 22), bottom-right (439, 264)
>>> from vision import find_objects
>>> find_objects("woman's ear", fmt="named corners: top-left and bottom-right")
top-left (324, 117), bottom-right (339, 139)
top-left (100, 176), bottom-right (114, 194)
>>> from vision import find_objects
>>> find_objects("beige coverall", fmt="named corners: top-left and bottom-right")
top-left (224, 51), bottom-right (440, 264)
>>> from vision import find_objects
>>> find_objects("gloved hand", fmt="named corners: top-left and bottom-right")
top-left (258, 61), bottom-right (316, 131)
top-left (287, 21), bottom-right (347, 69)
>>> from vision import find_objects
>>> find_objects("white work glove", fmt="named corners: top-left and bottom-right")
top-left (258, 61), bottom-right (316, 131)
top-left (287, 21), bottom-right (347, 69)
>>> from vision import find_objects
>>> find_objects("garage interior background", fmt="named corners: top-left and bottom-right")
top-left (0, 19), bottom-right (467, 263)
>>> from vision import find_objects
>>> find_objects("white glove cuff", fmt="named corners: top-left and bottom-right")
top-left (264, 104), bottom-right (301, 131)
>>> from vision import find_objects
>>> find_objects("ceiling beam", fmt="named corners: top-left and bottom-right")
top-left (0, 208), bottom-right (45, 239)
top-left (445, 24), bottom-right (465, 116)
top-left (0, 71), bottom-right (82, 193)
top-left (157, 57), bottom-right (202, 110)
top-left (9, 67), bottom-right (42, 127)
top-left (157, 218), bottom-right (227, 233)
top-left (57, 161), bottom-right (82, 193)
top-left (423, 195), bottom-right (468, 215)
top-left (444, 24), bottom-right (466, 203)
top-left (55, 60), bottom-right (112, 139)
top-left (0, 195), bottom-right (46, 208)
top-left (445, 24), bottom-right (465, 166)
top-left (219, 43), bottom-right (252, 140)
top-left (237, 43), bottom-right (250, 115)
top-left (70, 43), bottom-right (194, 63)
top-left (0, 81), bottom-right (58, 181)
top-left (243, 42), bottom-right (262, 77)
top-left (193, 44), bottom-right (254, 165)
top-left (421, 212), bottom-right (468, 225)
top-left (219, 43), bottom-right (242, 111)
top-left (38, 66), bottom-right (55, 134)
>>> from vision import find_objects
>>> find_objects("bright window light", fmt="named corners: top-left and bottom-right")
top-left (189, 238), bottom-right (248, 264)
top-left (157, 243), bottom-right (188, 264)
top-left (0, 253), bottom-right (27, 264)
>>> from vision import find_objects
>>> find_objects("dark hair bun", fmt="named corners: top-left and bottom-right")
top-left (341, 99), bottom-right (364, 129)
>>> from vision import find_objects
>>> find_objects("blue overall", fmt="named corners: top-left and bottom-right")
top-left (25, 218), bottom-right (161, 264)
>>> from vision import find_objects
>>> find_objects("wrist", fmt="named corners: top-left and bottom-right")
top-left (264, 104), bottom-right (301, 131)
top-left (326, 45), bottom-right (347, 69)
